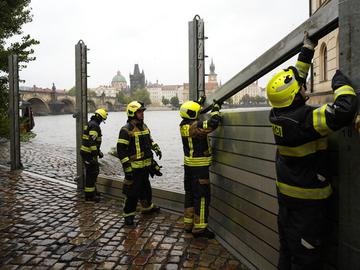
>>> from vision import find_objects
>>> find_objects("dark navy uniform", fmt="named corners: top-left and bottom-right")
top-left (117, 118), bottom-right (159, 221)
top-left (80, 116), bottom-right (102, 200)
top-left (269, 48), bottom-right (358, 269)
top-left (180, 111), bottom-right (220, 236)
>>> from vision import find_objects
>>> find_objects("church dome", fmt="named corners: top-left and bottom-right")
top-left (112, 71), bottom-right (127, 83)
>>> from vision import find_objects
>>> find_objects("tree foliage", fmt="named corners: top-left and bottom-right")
top-left (170, 96), bottom-right (179, 108)
top-left (161, 96), bottom-right (170, 106)
top-left (0, 0), bottom-right (39, 73)
top-left (116, 91), bottom-right (131, 105)
top-left (133, 88), bottom-right (151, 106)
top-left (0, 0), bottom-right (39, 138)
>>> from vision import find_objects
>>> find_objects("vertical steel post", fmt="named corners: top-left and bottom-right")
top-left (197, 19), bottom-right (205, 99)
top-left (8, 55), bottom-right (21, 170)
top-left (188, 17), bottom-right (198, 101)
top-left (188, 15), bottom-right (206, 101)
top-left (75, 40), bottom-right (88, 190)
top-left (338, 0), bottom-right (360, 268)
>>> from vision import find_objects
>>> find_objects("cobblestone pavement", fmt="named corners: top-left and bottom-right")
top-left (0, 141), bottom-right (183, 192)
top-left (0, 168), bottom-right (246, 270)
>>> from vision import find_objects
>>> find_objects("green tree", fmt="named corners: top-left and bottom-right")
top-left (170, 96), bottom-right (179, 108)
top-left (162, 96), bottom-right (170, 106)
top-left (133, 88), bottom-right (151, 106)
top-left (241, 94), bottom-right (251, 105)
top-left (66, 86), bottom-right (76, 96)
top-left (116, 91), bottom-right (131, 105)
top-left (0, 0), bottom-right (39, 138)
top-left (66, 86), bottom-right (98, 98)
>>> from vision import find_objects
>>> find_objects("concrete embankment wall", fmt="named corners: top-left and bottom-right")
top-left (97, 108), bottom-right (339, 270)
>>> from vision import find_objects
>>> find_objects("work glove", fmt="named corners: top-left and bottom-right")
top-left (208, 114), bottom-right (222, 129)
top-left (149, 160), bottom-right (163, 178)
top-left (152, 143), bottom-right (162, 160)
top-left (98, 151), bottom-right (104, 159)
top-left (303, 31), bottom-right (317, 50)
top-left (211, 103), bottom-right (221, 113)
top-left (196, 95), bottom-right (206, 105)
top-left (332, 70), bottom-right (352, 90)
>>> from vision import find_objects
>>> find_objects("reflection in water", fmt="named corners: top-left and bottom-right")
top-left (72, 198), bottom-right (102, 246)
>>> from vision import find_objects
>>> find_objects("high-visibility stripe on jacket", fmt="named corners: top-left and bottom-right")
top-left (117, 119), bottom-right (154, 171)
top-left (180, 118), bottom-right (216, 167)
top-left (80, 118), bottom-right (102, 160)
top-left (269, 47), bottom-right (358, 202)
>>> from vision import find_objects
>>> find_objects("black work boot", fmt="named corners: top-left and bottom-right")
top-left (142, 206), bottom-right (160, 214)
top-left (124, 216), bottom-right (134, 226)
top-left (192, 228), bottom-right (215, 239)
top-left (85, 194), bottom-right (100, 203)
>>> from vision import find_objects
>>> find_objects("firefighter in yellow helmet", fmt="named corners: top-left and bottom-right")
top-left (117, 101), bottom-right (162, 225)
top-left (80, 108), bottom-right (108, 202)
top-left (267, 33), bottom-right (358, 270)
top-left (179, 98), bottom-right (222, 239)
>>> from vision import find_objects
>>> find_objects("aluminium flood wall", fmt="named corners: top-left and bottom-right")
top-left (97, 108), bottom-right (339, 270)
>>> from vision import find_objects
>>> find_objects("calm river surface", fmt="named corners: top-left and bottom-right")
top-left (32, 110), bottom-right (185, 189)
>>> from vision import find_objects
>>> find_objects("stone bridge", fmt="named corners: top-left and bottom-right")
top-left (20, 90), bottom-right (119, 115)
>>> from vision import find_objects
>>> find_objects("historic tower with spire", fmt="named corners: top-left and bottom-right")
top-left (129, 64), bottom-right (145, 96)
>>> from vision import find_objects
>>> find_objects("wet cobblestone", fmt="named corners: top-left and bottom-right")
top-left (0, 141), bottom-right (183, 192)
top-left (0, 168), bottom-right (246, 269)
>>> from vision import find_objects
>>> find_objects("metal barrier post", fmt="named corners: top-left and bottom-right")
top-left (8, 55), bottom-right (21, 170)
top-left (338, 0), bottom-right (360, 268)
top-left (74, 40), bottom-right (88, 191)
top-left (188, 15), bottom-right (206, 101)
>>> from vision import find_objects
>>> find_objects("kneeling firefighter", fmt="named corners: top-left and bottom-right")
top-left (80, 108), bottom-right (108, 202)
top-left (179, 98), bottom-right (222, 239)
top-left (117, 101), bottom-right (162, 225)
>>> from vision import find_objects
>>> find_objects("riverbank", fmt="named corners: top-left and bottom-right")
top-left (0, 139), bottom-right (183, 192)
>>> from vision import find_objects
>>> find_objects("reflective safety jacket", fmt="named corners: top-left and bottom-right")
top-left (117, 119), bottom-right (155, 173)
top-left (180, 118), bottom-right (217, 167)
top-left (80, 117), bottom-right (102, 161)
top-left (270, 49), bottom-right (358, 202)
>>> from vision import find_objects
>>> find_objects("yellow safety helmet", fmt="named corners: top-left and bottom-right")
top-left (266, 67), bottom-right (302, 108)
top-left (95, 108), bottom-right (108, 120)
top-left (126, 101), bottom-right (146, 117)
top-left (180, 101), bottom-right (201, 119)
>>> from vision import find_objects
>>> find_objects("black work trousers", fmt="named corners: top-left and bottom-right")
top-left (183, 165), bottom-right (211, 233)
top-left (84, 161), bottom-right (99, 198)
top-left (123, 167), bottom-right (152, 216)
top-left (277, 199), bottom-right (329, 270)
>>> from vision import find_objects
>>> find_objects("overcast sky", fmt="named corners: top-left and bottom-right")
top-left (17, 0), bottom-right (309, 90)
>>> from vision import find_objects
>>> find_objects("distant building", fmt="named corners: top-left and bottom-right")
top-left (161, 85), bottom-right (183, 104)
top-left (182, 59), bottom-right (220, 102)
top-left (130, 64), bottom-right (145, 95)
top-left (92, 71), bottom-right (128, 98)
top-left (111, 71), bottom-right (127, 90)
top-left (205, 59), bottom-right (219, 96)
top-left (93, 85), bottom-right (118, 98)
top-left (231, 81), bottom-right (265, 105)
top-left (147, 81), bottom-right (163, 106)
top-left (308, 0), bottom-right (338, 105)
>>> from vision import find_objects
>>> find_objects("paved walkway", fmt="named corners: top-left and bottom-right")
top-left (0, 168), bottom-right (246, 270)
top-left (0, 141), bottom-right (183, 192)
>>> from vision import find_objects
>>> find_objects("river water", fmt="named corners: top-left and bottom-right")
top-left (31, 110), bottom-right (185, 191)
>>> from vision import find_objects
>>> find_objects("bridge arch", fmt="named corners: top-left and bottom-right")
top-left (87, 100), bottom-right (96, 113)
top-left (60, 98), bottom-right (75, 113)
top-left (26, 98), bottom-right (50, 116)
top-left (105, 101), bottom-right (114, 112)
